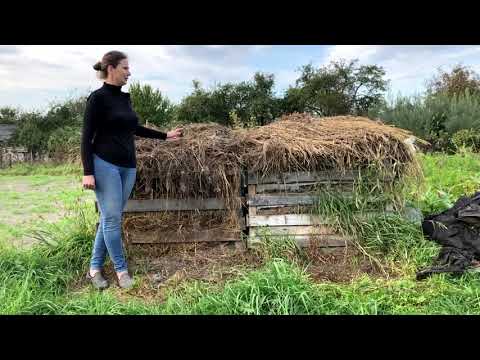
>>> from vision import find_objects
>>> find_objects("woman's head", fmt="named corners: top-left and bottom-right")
top-left (93, 50), bottom-right (130, 86)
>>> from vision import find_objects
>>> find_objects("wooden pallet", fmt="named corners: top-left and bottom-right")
top-left (95, 197), bottom-right (247, 245)
top-left (245, 171), bottom-right (357, 248)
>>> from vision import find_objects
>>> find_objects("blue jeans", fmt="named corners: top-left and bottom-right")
top-left (90, 154), bottom-right (136, 273)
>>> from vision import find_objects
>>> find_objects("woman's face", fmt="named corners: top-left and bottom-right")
top-left (109, 58), bottom-right (130, 86)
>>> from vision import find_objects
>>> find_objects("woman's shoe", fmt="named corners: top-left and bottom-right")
top-left (86, 271), bottom-right (109, 290)
top-left (118, 272), bottom-right (134, 289)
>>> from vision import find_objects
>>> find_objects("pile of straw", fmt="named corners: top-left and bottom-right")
top-left (124, 114), bottom-right (420, 241)
top-left (133, 123), bottom-right (242, 207)
top-left (125, 123), bottom-right (243, 242)
top-left (238, 113), bottom-right (419, 179)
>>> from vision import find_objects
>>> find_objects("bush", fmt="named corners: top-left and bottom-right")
top-left (10, 96), bottom-right (86, 156)
top-left (11, 111), bottom-right (48, 153)
top-left (452, 129), bottom-right (480, 152)
top-left (0, 107), bottom-right (20, 124)
top-left (369, 91), bottom-right (480, 152)
top-left (46, 125), bottom-right (82, 162)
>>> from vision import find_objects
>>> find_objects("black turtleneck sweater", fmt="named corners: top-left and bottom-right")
top-left (81, 82), bottom-right (167, 176)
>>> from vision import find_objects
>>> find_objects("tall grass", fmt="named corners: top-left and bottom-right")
top-left (0, 202), bottom-right (95, 314)
top-left (311, 186), bottom-right (438, 275)
top-left (413, 151), bottom-right (480, 214)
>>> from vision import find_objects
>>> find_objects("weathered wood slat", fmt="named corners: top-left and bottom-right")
top-left (249, 194), bottom-right (320, 207)
top-left (97, 198), bottom-right (247, 213)
top-left (248, 234), bottom-right (350, 248)
top-left (255, 182), bottom-right (354, 194)
top-left (248, 184), bottom-right (257, 217)
top-left (248, 170), bottom-right (362, 184)
top-left (122, 198), bottom-right (231, 212)
top-left (248, 211), bottom-right (394, 227)
top-left (256, 206), bottom-right (312, 215)
top-left (248, 194), bottom-right (382, 207)
top-left (237, 209), bottom-right (247, 230)
top-left (248, 214), bottom-right (329, 227)
top-left (250, 225), bottom-right (337, 236)
top-left (127, 229), bottom-right (241, 244)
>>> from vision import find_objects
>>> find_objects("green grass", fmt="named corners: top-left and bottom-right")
top-left (412, 151), bottom-right (480, 214)
top-left (2, 154), bottom-right (480, 315)
top-left (0, 162), bottom-right (82, 177)
top-left (0, 173), bottom-right (95, 248)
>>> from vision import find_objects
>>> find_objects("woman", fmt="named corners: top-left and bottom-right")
top-left (81, 50), bottom-right (182, 289)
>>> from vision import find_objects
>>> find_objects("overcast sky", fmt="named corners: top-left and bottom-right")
top-left (2, 45), bottom-right (480, 112)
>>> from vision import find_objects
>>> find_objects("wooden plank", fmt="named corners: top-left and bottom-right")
top-left (256, 206), bottom-right (313, 215)
top-left (248, 170), bottom-right (362, 184)
top-left (97, 197), bottom-right (247, 213)
top-left (238, 208), bottom-right (247, 230)
top-left (249, 194), bottom-right (381, 207)
top-left (249, 194), bottom-right (320, 207)
top-left (127, 229), bottom-right (241, 244)
top-left (255, 182), bottom-right (355, 193)
top-left (247, 184), bottom-right (257, 218)
top-left (250, 225), bottom-right (337, 237)
top-left (248, 234), bottom-right (350, 248)
top-left (248, 214), bottom-right (329, 227)
top-left (249, 211), bottom-right (395, 227)
top-left (122, 198), bottom-right (229, 212)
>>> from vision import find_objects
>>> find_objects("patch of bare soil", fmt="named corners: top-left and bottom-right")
top-left (301, 242), bottom-right (397, 283)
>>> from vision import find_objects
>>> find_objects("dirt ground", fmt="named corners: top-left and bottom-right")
top-left (301, 243), bottom-right (394, 282)
top-left (87, 240), bottom-right (393, 302)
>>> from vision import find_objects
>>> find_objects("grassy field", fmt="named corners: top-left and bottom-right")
top-left (2, 153), bottom-right (480, 315)
top-left (0, 163), bottom-right (93, 248)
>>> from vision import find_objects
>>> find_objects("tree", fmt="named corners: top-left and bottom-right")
top-left (9, 96), bottom-right (87, 155)
top-left (0, 107), bottom-right (19, 124)
top-left (426, 64), bottom-right (480, 98)
top-left (242, 72), bottom-right (279, 126)
top-left (175, 80), bottom-right (234, 125)
top-left (284, 59), bottom-right (388, 116)
top-left (129, 82), bottom-right (176, 127)
top-left (176, 73), bottom-right (281, 127)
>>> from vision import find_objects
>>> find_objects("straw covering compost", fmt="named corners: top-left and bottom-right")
top-left (124, 113), bottom-right (420, 243)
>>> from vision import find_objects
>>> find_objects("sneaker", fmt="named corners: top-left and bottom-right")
top-left (86, 271), bottom-right (108, 290)
top-left (118, 272), bottom-right (134, 289)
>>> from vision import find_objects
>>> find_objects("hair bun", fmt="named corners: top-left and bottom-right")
top-left (93, 62), bottom-right (102, 71)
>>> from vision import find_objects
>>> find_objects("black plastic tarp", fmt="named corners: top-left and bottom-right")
top-left (416, 192), bottom-right (480, 280)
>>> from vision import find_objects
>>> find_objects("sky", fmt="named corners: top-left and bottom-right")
top-left (2, 45), bottom-right (480, 112)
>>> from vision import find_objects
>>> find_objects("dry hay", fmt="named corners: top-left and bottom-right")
top-left (133, 123), bottom-right (242, 207)
top-left (125, 114), bottom-right (421, 243)
top-left (237, 113), bottom-right (420, 180)
top-left (122, 210), bottom-right (240, 244)
top-left (128, 123), bottom-right (243, 240)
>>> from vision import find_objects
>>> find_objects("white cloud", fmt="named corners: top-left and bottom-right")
top-left (4, 45), bottom-right (480, 111)
top-left (323, 45), bottom-right (480, 96)
top-left (324, 45), bottom-right (381, 64)
top-left (0, 45), bottom-right (265, 109)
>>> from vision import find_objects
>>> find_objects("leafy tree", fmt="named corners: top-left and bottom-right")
top-left (426, 64), bottom-right (480, 98)
top-left (10, 96), bottom-right (87, 155)
top-left (129, 82), bottom-right (176, 127)
top-left (284, 59), bottom-right (388, 116)
top-left (176, 73), bottom-right (281, 127)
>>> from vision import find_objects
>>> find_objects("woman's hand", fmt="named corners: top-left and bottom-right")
top-left (83, 175), bottom-right (96, 190)
top-left (166, 128), bottom-right (183, 140)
